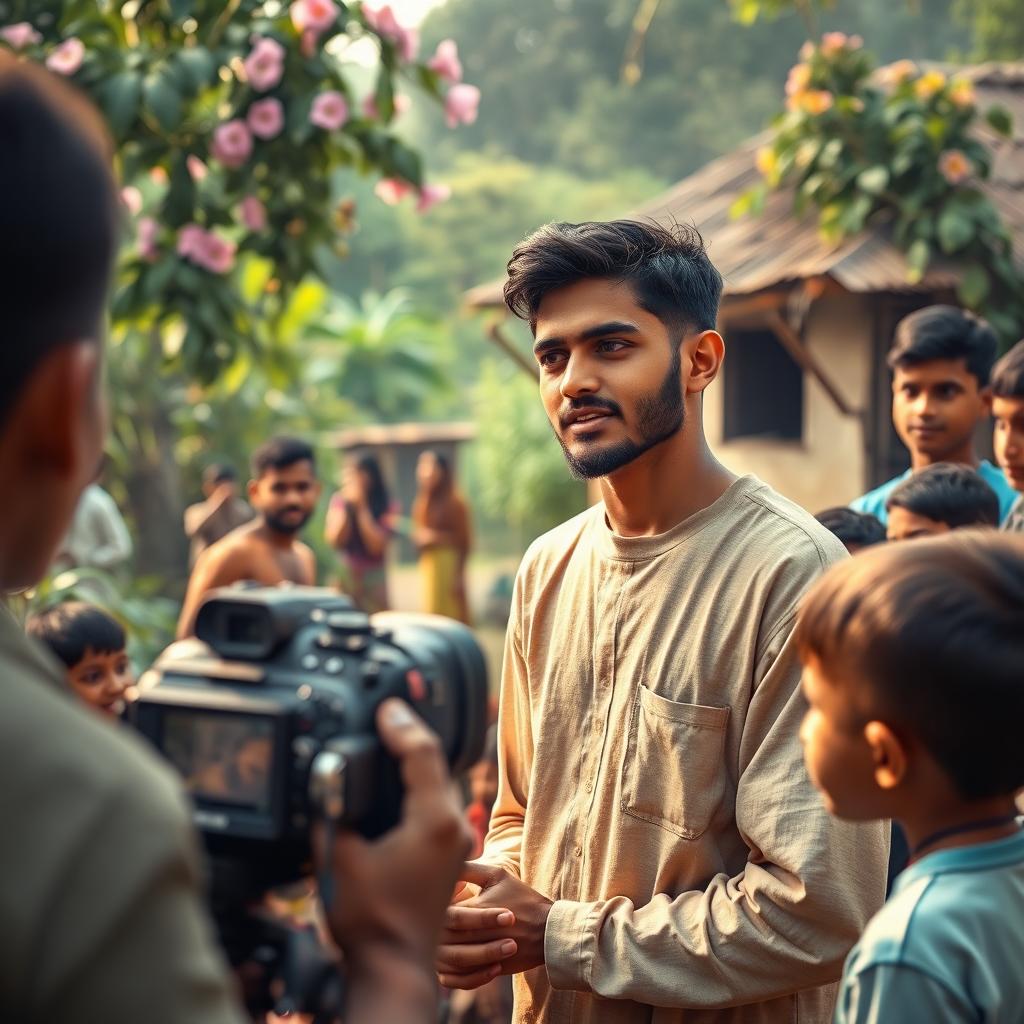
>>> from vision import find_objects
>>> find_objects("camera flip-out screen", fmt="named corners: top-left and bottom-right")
top-left (163, 710), bottom-right (275, 812)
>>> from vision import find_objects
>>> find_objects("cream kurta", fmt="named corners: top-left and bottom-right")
top-left (484, 475), bottom-right (889, 1024)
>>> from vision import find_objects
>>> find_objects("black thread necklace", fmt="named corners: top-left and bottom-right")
top-left (910, 815), bottom-right (1021, 862)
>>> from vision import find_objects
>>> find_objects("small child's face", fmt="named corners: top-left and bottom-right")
top-left (993, 395), bottom-right (1024, 493)
top-left (886, 506), bottom-right (950, 542)
top-left (68, 647), bottom-right (134, 718)
top-left (799, 658), bottom-right (886, 820)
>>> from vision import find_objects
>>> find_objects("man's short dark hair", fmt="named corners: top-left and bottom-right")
top-left (203, 463), bottom-right (237, 486)
top-left (503, 220), bottom-right (724, 338)
top-left (887, 305), bottom-right (998, 386)
top-left (251, 437), bottom-right (316, 478)
top-left (814, 507), bottom-right (886, 549)
top-left (27, 602), bottom-right (126, 669)
top-left (886, 463), bottom-right (1000, 528)
top-left (0, 53), bottom-right (119, 425)
top-left (991, 339), bottom-right (1024, 399)
top-left (796, 532), bottom-right (1024, 800)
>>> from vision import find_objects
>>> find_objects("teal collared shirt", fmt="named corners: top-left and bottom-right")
top-left (835, 827), bottom-right (1024, 1023)
top-left (851, 460), bottom-right (1018, 525)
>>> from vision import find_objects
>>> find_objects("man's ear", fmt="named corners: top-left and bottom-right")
top-left (17, 340), bottom-right (102, 478)
top-left (864, 720), bottom-right (908, 791)
top-left (685, 330), bottom-right (725, 396)
top-left (980, 385), bottom-right (994, 414)
top-left (247, 478), bottom-right (260, 504)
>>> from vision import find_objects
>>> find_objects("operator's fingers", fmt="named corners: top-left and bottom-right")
top-left (375, 699), bottom-right (450, 797)
top-left (459, 860), bottom-right (504, 888)
top-left (445, 905), bottom-right (515, 931)
top-left (437, 938), bottom-right (517, 974)
top-left (438, 964), bottom-right (504, 990)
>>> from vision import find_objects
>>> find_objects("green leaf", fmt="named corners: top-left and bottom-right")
top-left (958, 265), bottom-right (990, 307)
top-left (385, 138), bottom-right (424, 188)
top-left (857, 166), bottom-right (890, 196)
top-left (143, 72), bottom-right (182, 134)
top-left (985, 104), bottom-right (1013, 137)
top-left (374, 67), bottom-right (395, 121)
top-left (175, 47), bottom-right (216, 93)
top-left (906, 239), bottom-right (931, 283)
top-left (101, 70), bottom-right (141, 138)
top-left (937, 208), bottom-right (974, 254)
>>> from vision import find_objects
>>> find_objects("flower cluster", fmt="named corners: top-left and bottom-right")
top-left (177, 224), bottom-right (237, 274)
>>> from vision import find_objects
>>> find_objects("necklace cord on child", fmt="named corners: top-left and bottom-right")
top-left (910, 815), bottom-right (1020, 861)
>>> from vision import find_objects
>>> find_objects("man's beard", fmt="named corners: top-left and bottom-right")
top-left (556, 347), bottom-right (685, 480)
top-left (263, 508), bottom-right (311, 535)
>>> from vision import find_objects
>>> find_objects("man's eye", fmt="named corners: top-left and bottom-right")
top-left (539, 351), bottom-right (564, 366)
top-left (597, 340), bottom-right (627, 353)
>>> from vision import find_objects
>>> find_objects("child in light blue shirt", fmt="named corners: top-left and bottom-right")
top-left (795, 532), bottom-right (1024, 1024)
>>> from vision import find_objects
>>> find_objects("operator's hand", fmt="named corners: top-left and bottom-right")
top-left (315, 700), bottom-right (504, 1022)
top-left (436, 863), bottom-right (552, 990)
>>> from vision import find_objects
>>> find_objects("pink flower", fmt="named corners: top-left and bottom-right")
top-left (363, 4), bottom-right (418, 61)
top-left (820, 32), bottom-right (849, 55)
top-left (240, 195), bottom-right (267, 231)
top-left (120, 186), bottom-right (143, 217)
top-left (137, 217), bottom-right (159, 262)
top-left (244, 37), bottom-right (286, 92)
top-left (301, 29), bottom-right (318, 57)
top-left (46, 37), bottom-right (85, 76)
top-left (428, 39), bottom-right (462, 83)
top-left (0, 22), bottom-right (41, 50)
top-left (363, 92), bottom-right (410, 119)
top-left (444, 83), bottom-right (480, 128)
top-left (211, 119), bottom-right (253, 169)
top-left (785, 63), bottom-right (811, 98)
top-left (416, 183), bottom-right (451, 213)
top-left (186, 155), bottom-right (209, 181)
top-left (374, 178), bottom-right (413, 205)
top-left (939, 149), bottom-right (973, 185)
top-left (177, 224), bottom-right (236, 274)
top-left (798, 40), bottom-right (815, 61)
top-left (310, 91), bottom-right (349, 131)
top-left (248, 97), bottom-right (285, 140)
top-left (291, 0), bottom-right (339, 35)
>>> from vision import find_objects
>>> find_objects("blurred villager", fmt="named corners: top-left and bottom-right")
top-left (851, 306), bottom-right (1016, 524)
top-left (413, 450), bottom-right (472, 623)
top-left (177, 437), bottom-right (320, 637)
top-left (183, 463), bottom-right (254, 568)
top-left (885, 462), bottom-right (1000, 541)
top-left (54, 477), bottom-right (132, 578)
top-left (991, 339), bottom-right (1024, 533)
top-left (325, 454), bottom-right (397, 613)
top-left (814, 507), bottom-right (886, 554)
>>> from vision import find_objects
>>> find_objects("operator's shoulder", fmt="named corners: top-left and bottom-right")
top-left (518, 504), bottom-right (604, 578)
top-left (738, 478), bottom-right (847, 574)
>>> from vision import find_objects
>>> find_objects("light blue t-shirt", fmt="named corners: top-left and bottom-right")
top-left (850, 460), bottom-right (1018, 525)
top-left (835, 827), bottom-right (1024, 1024)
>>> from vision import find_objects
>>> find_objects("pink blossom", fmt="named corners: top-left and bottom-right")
top-left (444, 83), bottom-right (480, 128)
top-left (137, 217), bottom-right (159, 262)
top-left (416, 183), bottom-right (451, 213)
top-left (798, 40), bottom-right (815, 61)
top-left (291, 0), bottom-right (339, 35)
top-left (186, 155), bottom-right (209, 181)
top-left (301, 29), bottom-right (318, 57)
top-left (46, 37), bottom-right (85, 76)
top-left (938, 149), bottom-right (973, 185)
top-left (120, 186), bottom-right (143, 217)
top-left (309, 91), bottom-right (349, 131)
top-left (820, 32), bottom-right (850, 55)
top-left (244, 37), bottom-right (286, 92)
top-left (177, 224), bottom-right (207, 260)
top-left (240, 195), bottom-right (268, 231)
top-left (428, 39), bottom-right (462, 83)
top-left (0, 22), bottom-right (42, 50)
top-left (374, 178), bottom-right (413, 205)
top-left (362, 4), bottom-right (418, 61)
top-left (211, 119), bottom-right (253, 169)
top-left (247, 97), bottom-right (285, 139)
top-left (177, 224), bottom-right (236, 274)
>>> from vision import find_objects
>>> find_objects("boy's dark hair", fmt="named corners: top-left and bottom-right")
top-left (251, 437), bottom-right (316, 478)
top-left (887, 305), bottom-right (998, 386)
top-left (886, 462), bottom-right (1000, 528)
top-left (0, 54), bottom-right (119, 427)
top-left (203, 463), bottom-right (237, 486)
top-left (26, 602), bottom-right (126, 669)
top-left (796, 532), bottom-right (1024, 800)
top-left (990, 339), bottom-right (1024, 399)
top-left (503, 220), bottom-right (724, 338)
top-left (814, 507), bottom-right (886, 549)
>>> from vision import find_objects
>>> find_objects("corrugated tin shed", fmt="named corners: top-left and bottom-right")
top-left (466, 62), bottom-right (1024, 309)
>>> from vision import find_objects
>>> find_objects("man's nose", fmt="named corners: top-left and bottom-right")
top-left (559, 351), bottom-right (599, 400)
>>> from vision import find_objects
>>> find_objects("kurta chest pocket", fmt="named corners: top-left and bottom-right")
top-left (620, 684), bottom-right (730, 840)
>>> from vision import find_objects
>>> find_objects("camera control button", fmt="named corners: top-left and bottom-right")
top-left (292, 736), bottom-right (320, 763)
top-left (324, 657), bottom-right (344, 674)
top-left (301, 654), bottom-right (320, 671)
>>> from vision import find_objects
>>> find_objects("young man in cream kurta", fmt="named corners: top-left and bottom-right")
top-left (436, 221), bottom-right (889, 1023)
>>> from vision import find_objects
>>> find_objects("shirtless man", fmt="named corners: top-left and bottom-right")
top-left (177, 437), bottom-right (320, 638)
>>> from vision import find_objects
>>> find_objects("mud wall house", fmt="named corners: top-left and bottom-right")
top-left (465, 64), bottom-right (1024, 515)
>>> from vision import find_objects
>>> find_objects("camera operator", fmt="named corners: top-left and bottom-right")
top-left (0, 54), bottom-right (472, 1024)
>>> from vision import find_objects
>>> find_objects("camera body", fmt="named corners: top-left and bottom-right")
top-left (131, 585), bottom-right (488, 886)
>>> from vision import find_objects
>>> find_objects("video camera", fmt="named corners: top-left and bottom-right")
top-left (129, 584), bottom-right (489, 1020)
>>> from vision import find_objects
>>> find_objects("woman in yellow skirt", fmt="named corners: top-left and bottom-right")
top-left (412, 450), bottom-right (472, 624)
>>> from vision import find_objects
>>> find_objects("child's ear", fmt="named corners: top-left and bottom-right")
top-left (864, 720), bottom-right (907, 790)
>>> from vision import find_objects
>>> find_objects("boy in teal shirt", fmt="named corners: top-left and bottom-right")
top-left (795, 532), bottom-right (1024, 1023)
top-left (851, 305), bottom-right (1017, 524)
